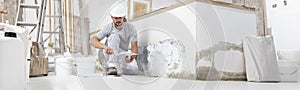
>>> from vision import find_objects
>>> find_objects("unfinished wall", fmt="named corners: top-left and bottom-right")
top-left (131, 1), bottom-right (256, 79)
top-left (132, 3), bottom-right (198, 76)
top-left (86, 0), bottom-right (259, 80)
top-left (195, 2), bottom-right (256, 80)
top-left (0, 0), bottom-right (17, 24)
top-left (72, 16), bottom-right (90, 55)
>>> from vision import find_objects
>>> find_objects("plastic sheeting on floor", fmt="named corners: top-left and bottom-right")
top-left (243, 35), bottom-right (280, 81)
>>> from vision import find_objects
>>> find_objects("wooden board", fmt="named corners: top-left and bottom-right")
top-left (30, 57), bottom-right (49, 76)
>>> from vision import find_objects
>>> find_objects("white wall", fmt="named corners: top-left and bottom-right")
top-left (266, 0), bottom-right (300, 51)
top-left (152, 0), bottom-right (194, 13)
top-left (195, 2), bottom-right (256, 72)
top-left (152, 0), bottom-right (176, 10)
top-left (132, 1), bottom-right (257, 73)
top-left (169, 2), bottom-right (197, 40)
top-left (81, 0), bottom-right (117, 34)
top-left (196, 2), bottom-right (257, 50)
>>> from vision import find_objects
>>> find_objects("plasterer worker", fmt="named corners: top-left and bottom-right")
top-left (89, 4), bottom-right (138, 75)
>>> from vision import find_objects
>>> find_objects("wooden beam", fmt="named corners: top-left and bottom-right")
top-left (68, 0), bottom-right (73, 52)
top-left (129, 0), bottom-right (256, 22)
top-left (48, 0), bottom-right (53, 43)
top-left (128, 0), bottom-right (131, 19)
top-left (149, 0), bottom-right (152, 12)
top-left (64, 0), bottom-right (68, 48)
top-left (198, 0), bottom-right (256, 11)
top-left (129, 0), bottom-right (195, 22)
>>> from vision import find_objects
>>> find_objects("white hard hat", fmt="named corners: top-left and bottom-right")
top-left (109, 4), bottom-right (126, 17)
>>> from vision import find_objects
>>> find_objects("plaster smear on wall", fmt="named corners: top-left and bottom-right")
top-left (0, 0), bottom-right (17, 24)
top-left (138, 39), bottom-right (187, 78)
top-left (196, 42), bottom-right (246, 80)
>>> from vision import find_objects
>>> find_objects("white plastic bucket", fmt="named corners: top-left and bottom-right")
top-left (0, 31), bottom-right (26, 90)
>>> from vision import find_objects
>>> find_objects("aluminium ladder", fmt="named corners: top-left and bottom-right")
top-left (15, 0), bottom-right (48, 43)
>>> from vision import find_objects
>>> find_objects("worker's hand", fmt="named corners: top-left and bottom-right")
top-left (125, 55), bottom-right (137, 63)
top-left (125, 56), bottom-right (131, 63)
top-left (130, 55), bottom-right (137, 61)
top-left (104, 47), bottom-right (114, 55)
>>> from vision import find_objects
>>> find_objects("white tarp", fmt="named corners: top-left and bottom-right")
top-left (243, 35), bottom-right (281, 81)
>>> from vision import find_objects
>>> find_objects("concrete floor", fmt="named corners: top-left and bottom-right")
top-left (26, 55), bottom-right (300, 90)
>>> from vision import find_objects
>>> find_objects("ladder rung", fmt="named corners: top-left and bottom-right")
top-left (48, 62), bottom-right (55, 64)
top-left (20, 4), bottom-right (39, 9)
top-left (43, 31), bottom-right (60, 34)
top-left (45, 15), bottom-right (62, 18)
top-left (45, 47), bottom-right (62, 49)
top-left (17, 22), bottom-right (37, 26)
top-left (53, 47), bottom-right (62, 49)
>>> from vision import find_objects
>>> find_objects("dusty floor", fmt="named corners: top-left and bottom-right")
top-left (26, 55), bottom-right (300, 90)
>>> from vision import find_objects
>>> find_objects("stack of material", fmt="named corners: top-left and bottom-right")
top-left (243, 35), bottom-right (280, 81)
top-left (30, 42), bottom-right (48, 76)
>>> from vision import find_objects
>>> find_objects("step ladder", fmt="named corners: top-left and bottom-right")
top-left (15, 0), bottom-right (48, 43)
top-left (42, 0), bottom-right (65, 54)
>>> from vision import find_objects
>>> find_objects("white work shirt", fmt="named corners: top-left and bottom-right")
top-left (97, 22), bottom-right (138, 51)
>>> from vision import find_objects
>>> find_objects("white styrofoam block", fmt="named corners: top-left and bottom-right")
top-left (278, 60), bottom-right (299, 82)
top-left (243, 35), bottom-right (280, 81)
top-left (277, 50), bottom-right (300, 65)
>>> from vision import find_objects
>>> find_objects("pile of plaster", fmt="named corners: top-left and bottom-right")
top-left (137, 39), bottom-right (185, 77)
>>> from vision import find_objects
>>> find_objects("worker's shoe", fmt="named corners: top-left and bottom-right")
top-left (107, 67), bottom-right (118, 75)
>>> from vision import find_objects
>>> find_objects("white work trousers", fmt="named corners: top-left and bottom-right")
top-left (105, 34), bottom-right (138, 75)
